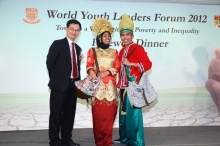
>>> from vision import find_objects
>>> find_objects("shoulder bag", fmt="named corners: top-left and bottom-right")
top-left (125, 46), bottom-right (158, 108)
top-left (74, 48), bottom-right (100, 100)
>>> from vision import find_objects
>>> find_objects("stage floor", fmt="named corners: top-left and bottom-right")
top-left (0, 127), bottom-right (220, 146)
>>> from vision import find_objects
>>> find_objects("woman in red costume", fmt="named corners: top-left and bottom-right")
top-left (86, 18), bottom-right (120, 146)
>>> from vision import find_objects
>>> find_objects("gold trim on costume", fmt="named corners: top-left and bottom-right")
top-left (92, 98), bottom-right (118, 106)
top-left (95, 79), bottom-right (117, 102)
top-left (120, 89), bottom-right (127, 115)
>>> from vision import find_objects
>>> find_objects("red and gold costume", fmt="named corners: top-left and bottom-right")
top-left (88, 17), bottom-right (120, 146)
top-left (86, 46), bottom-right (120, 146)
top-left (87, 48), bottom-right (120, 103)
top-left (117, 42), bottom-right (152, 89)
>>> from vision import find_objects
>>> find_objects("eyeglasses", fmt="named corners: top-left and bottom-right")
top-left (69, 28), bottom-right (80, 33)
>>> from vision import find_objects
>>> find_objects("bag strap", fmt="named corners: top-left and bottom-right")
top-left (124, 45), bottom-right (142, 85)
top-left (92, 48), bottom-right (100, 73)
top-left (125, 45), bottom-right (139, 58)
top-left (124, 45), bottom-right (139, 75)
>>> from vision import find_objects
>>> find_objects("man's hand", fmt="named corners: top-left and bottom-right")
top-left (122, 58), bottom-right (131, 66)
top-left (122, 58), bottom-right (139, 68)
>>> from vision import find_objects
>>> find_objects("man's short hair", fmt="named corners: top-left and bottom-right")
top-left (66, 19), bottom-right (81, 30)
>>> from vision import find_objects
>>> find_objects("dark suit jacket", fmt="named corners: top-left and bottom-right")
top-left (46, 37), bottom-right (81, 92)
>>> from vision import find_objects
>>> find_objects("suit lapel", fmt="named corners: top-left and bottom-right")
top-left (63, 38), bottom-right (72, 67)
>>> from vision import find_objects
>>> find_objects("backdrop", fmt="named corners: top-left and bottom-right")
top-left (0, 0), bottom-right (220, 131)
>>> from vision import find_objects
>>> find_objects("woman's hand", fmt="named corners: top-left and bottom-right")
top-left (98, 71), bottom-right (110, 79)
top-left (89, 69), bottom-right (97, 79)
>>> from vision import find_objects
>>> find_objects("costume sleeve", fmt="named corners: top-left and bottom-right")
top-left (86, 48), bottom-right (94, 73)
top-left (108, 50), bottom-right (120, 75)
top-left (117, 49), bottom-right (123, 74)
top-left (136, 46), bottom-right (152, 73)
top-left (46, 41), bottom-right (60, 78)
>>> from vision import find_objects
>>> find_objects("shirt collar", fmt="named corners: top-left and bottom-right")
top-left (66, 37), bottom-right (74, 46)
top-left (122, 41), bottom-right (134, 48)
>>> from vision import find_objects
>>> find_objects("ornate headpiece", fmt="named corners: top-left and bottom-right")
top-left (119, 14), bottom-right (134, 34)
top-left (92, 18), bottom-right (114, 36)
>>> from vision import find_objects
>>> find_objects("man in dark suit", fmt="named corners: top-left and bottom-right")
top-left (46, 19), bottom-right (82, 146)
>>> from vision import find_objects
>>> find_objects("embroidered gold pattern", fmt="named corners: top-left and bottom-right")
top-left (92, 98), bottom-right (118, 106)
top-left (95, 79), bottom-right (117, 101)
top-left (86, 48), bottom-right (119, 105)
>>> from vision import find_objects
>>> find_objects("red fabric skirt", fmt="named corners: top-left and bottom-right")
top-left (92, 98), bottom-right (118, 146)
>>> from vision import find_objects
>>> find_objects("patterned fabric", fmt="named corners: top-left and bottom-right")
top-left (74, 76), bottom-right (100, 96)
top-left (126, 72), bottom-right (158, 108)
top-left (86, 48), bottom-right (120, 102)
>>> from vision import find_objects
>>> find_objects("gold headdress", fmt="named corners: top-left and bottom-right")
top-left (92, 18), bottom-right (114, 36)
top-left (119, 14), bottom-right (134, 34)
